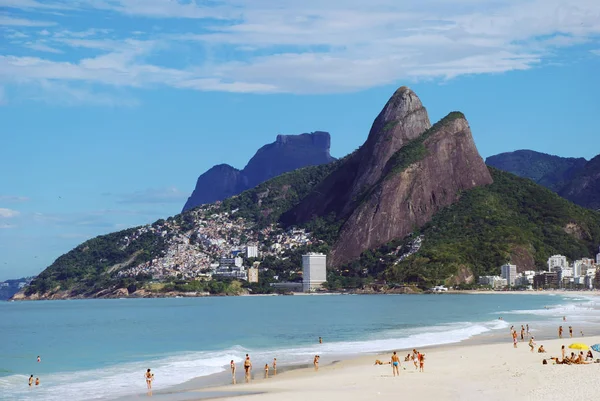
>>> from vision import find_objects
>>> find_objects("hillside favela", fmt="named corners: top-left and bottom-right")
top-left (1, 1), bottom-right (600, 401)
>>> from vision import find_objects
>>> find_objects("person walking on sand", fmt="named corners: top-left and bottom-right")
top-left (313, 355), bottom-right (319, 371)
top-left (512, 330), bottom-right (518, 348)
top-left (28, 375), bottom-right (33, 387)
top-left (529, 337), bottom-right (536, 352)
top-left (145, 369), bottom-right (153, 390)
top-left (412, 349), bottom-right (419, 370)
top-left (273, 358), bottom-right (277, 375)
top-left (391, 352), bottom-right (400, 376)
top-left (230, 360), bottom-right (236, 377)
top-left (264, 363), bottom-right (269, 378)
top-left (558, 326), bottom-right (563, 338)
top-left (569, 326), bottom-right (573, 338)
top-left (244, 354), bottom-right (252, 382)
top-left (419, 354), bottom-right (425, 372)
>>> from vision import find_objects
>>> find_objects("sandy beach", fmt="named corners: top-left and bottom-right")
top-left (160, 331), bottom-right (600, 401)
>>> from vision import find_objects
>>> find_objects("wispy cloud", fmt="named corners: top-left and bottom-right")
top-left (25, 42), bottom-right (63, 54)
top-left (2, 0), bottom-right (600, 100)
top-left (117, 187), bottom-right (189, 204)
top-left (0, 195), bottom-right (29, 203)
top-left (0, 223), bottom-right (16, 229)
top-left (0, 208), bottom-right (20, 218)
top-left (0, 15), bottom-right (56, 27)
top-left (591, 49), bottom-right (600, 56)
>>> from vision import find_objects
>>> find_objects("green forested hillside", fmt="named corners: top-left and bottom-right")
top-left (357, 168), bottom-right (600, 287)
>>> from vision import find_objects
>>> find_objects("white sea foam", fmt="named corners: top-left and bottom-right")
top-left (0, 318), bottom-right (513, 401)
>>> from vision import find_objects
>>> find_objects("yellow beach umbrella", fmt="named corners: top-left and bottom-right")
top-left (568, 343), bottom-right (589, 350)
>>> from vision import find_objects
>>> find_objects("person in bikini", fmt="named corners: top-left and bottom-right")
top-left (313, 355), bottom-right (320, 371)
top-left (391, 352), bottom-right (400, 376)
top-left (273, 358), bottom-right (277, 375)
top-left (264, 363), bottom-right (269, 378)
top-left (558, 326), bottom-right (563, 338)
top-left (230, 360), bottom-right (236, 382)
top-left (419, 353), bottom-right (425, 372)
top-left (528, 337), bottom-right (536, 352)
top-left (412, 349), bottom-right (419, 369)
top-left (28, 375), bottom-right (33, 387)
top-left (537, 345), bottom-right (546, 353)
top-left (145, 369), bottom-right (153, 390)
top-left (244, 354), bottom-right (252, 382)
top-left (35, 378), bottom-right (39, 386)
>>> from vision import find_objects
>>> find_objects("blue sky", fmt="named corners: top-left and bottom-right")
top-left (0, 0), bottom-right (599, 280)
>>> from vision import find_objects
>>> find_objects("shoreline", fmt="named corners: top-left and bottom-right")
top-left (158, 330), bottom-right (600, 401)
top-left (9, 288), bottom-right (600, 302)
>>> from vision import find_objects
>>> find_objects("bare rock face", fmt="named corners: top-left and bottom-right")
top-left (330, 114), bottom-right (493, 265)
top-left (183, 131), bottom-right (335, 212)
top-left (283, 87), bottom-right (493, 266)
top-left (282, 87), bottom-right (431, 222)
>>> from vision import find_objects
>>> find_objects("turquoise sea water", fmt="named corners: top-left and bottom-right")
top-left (0, 294), bottom-right (596, 401)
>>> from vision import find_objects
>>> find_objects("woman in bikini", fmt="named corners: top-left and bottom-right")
top-left (145, 369), bottom-right (153, 390)
top-left (419, 354), bottom-right (425, 372)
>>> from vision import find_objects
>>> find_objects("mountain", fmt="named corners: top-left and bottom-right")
top-left (281, 87), bottom-right (493, 265)
top-left (485, 150), bottom-right (587, 192)
top-left (18, 86), bottom-right (600, 299)
top-left (0, 277), bottom-right (34, 301)
top-left (182, 132), bottom-right (335, 212)
top-left (559, 154), bottom-right (600, 210)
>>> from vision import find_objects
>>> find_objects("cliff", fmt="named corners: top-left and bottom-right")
top-left (182, 131), bottom-right (335, 211)
top-left (282, 87), bottom-right (493, 265)
top-left (559, 154), bottom-right (600, 210)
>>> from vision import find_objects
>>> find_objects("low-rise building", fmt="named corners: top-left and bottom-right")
top-left (548, 255), bottom-right (568, 272)
top-left (248, 266), bottom-right (259, 283)
top-left (478, 276), bottom-right (507, 289)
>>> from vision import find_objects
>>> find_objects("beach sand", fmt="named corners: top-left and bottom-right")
top-left (166, 332), bottom-right (600, 401)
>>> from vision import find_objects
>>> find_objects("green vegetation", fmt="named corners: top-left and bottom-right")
top-left (25, 228), bottom-right (168, 296)
top-left (383, 168), bottom-right (600, 287)
top-left (216, 159), bottom-right (343, 227)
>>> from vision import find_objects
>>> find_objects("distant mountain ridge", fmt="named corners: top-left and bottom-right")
top-left (486, 150), bottom-right (600, 210)
top-left (182, 132), bottom-right (336, 212)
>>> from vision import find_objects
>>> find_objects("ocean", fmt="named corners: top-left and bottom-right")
top-left (1, 293), bottom-right (598, 401)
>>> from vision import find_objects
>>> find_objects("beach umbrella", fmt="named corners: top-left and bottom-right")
top-left (568, 343), bottom-right (589, 350)
top-left (591, 344), bottom-right (600, 353)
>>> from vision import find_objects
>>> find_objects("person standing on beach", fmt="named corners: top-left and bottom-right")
top-left (528, 337), bottom-right (536, 353)
top-left (412, 349), bottom-right (419, 370)
top-left (512, 330), bottom-right (518, 348)
top-left (145, 369), bottom-right (153, 390)
top-left (28, 375), bottom-right (33, 387)
top-left (391, 352), bottom-right (400, 376)
top-left (526, 324), bottom-right (530, 336)
top-left (569, 326), bottom-right (573, 338)
top-left (264, 363), bottom-right (269, 378)
top-left (520, 325), bottom-right (525, 341)
top-left (244, 354), bottom-right (252, 382)
top-left (273, 358), bottom-right (277, 375)
top-left (313, 355), bottom-right (320, 371)
top-left (419, 354), bottom-right (425, 372)
top-left (558, 326), bottom-right (563, 338)
top-left (230, 360), bottom-right (236, 382)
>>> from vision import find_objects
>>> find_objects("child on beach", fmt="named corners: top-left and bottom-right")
top-left (528, 337), bottom-right (536, 352)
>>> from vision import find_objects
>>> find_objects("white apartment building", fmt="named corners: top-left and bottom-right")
top-left (246, 245), bottom-right (259, 259)
top-left (548, 255), bottom-right (568, 272)
top-left (302, 253), bottom-right (327, 292)
top-left (478, 276), bottom-right (507, 289)
top-left (501, 264), bottom-right (518, 287)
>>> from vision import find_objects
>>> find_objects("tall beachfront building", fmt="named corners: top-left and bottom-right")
top-left (246, 245), bottom-right (259, 258)
top-left (500, 263), bottom-right (518, 286)
top-left (302, 253), bottom-right (327, 292)
top-left (547, 255), bottom-right (568, 272)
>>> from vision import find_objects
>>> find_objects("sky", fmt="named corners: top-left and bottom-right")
top-left (0, 0), bottom-right (599, 280)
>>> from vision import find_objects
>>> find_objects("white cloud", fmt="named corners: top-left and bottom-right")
top-left (0, 15), bottom-right (56, 27)
top-left (1, 0), bottom-right (600, 98)
top-left (0, 195), bottom-right (29, 202)
top-left (0, 208), bottom-right (20, 218)
top-left (591, 49), bottom-right (600, 56)
top-left (25, 42), bottom-right (63, 54)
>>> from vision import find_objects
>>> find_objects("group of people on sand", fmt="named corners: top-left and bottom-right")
top-left (26, 355), bottom-right (42, 388)
top-left (510, 324), bottom-right (532, 348)
top-left (543, 345), bottom-right (597, 365)
top-left (377, 349), bottom-right (425, 376)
